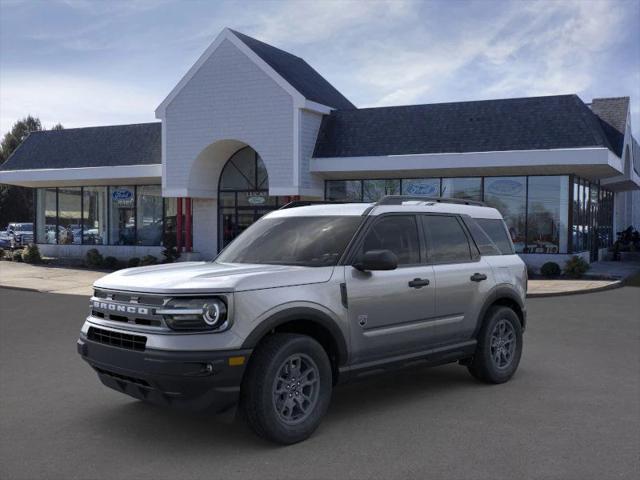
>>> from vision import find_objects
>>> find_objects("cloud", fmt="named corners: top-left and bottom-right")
top-left (0, 0), bottom-right (637, 138)
top-left (249, 0), bottom-right (412, 46)
top-left (344, 0), bottom-right (627, 108)
top-left (0, 72), bottom-right (157, 132)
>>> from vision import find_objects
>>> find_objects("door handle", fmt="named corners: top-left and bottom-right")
top-left (470, 273), bottom-right (487, 282)
top-left (408, 278), bottom-right (430, 288)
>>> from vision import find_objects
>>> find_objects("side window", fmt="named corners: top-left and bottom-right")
top-left (463, 217), bottom-right (501, 256)
top-left (359, 215), bottom-right (420, 265)
top-left (475, 218), bottom-right (515, 255)
top-left (422, 215), bottom-right (472, 264)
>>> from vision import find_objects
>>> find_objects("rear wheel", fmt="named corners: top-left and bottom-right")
top-left (241, 333), bottom-right (332, 444)
top-left (467, 306), bottom-right (523, 384)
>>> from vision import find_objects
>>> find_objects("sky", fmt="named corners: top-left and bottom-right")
top-left (1, 0), bottom-right (639, 137)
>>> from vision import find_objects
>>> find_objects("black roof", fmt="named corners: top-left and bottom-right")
top-left (590, 97), bottom-right (629, 157)
top-left (230, 29), bottom-right (355, 110)
top-left (314, 94), bottom-right (617, 158)
top-left (0, 122), bottom-right (161, 171)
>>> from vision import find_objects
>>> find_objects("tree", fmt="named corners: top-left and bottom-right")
top-left (0, 116), bottom-right (63, 227)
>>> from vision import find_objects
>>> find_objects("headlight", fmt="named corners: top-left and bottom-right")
top-left (157, 297), bottom-right (229, 332)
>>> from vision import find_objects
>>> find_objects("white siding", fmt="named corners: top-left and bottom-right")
top-left (163, 39), bottom-right (294, 197)
top-left (192, 198), bottom-right (218, 259)
top-left (298, 109), bottom-right (324, 196)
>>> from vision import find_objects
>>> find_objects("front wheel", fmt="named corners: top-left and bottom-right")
top-left (240, 333), bottom-right (332, 444)
top-left (467, 306), bottom-right (523, 384)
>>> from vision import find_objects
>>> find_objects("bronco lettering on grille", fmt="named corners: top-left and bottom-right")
top-left (92, 300), bottom-right (149, 315)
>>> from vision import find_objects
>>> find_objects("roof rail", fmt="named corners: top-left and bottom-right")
top-left (279, 200), bottom-right (352, 210)
top-left (376, 195), bottom-right (486, 207)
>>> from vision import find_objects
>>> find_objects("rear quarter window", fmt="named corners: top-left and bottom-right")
top-left (473, 218), bottom-right (515, 255)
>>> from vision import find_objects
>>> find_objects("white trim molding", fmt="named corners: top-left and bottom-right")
top-left (0, 164), bottom-right (162, 188)
top-left (310, 147), bottom-right (626, 181)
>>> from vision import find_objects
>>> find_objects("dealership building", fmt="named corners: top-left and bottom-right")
top-left (1, 28), bottom-right (638, 269)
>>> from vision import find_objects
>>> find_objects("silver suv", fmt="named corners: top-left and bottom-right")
top-left (77, 196), bottom-right (527, 444)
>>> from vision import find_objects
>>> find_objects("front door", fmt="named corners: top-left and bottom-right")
top-left (346, 215), bottom-right (437, 364)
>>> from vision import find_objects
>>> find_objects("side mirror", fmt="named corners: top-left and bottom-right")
top-left (354, 249), bottom-right (398, 272)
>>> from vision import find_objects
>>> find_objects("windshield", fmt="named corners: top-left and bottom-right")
top-left (216, 216), bottom-right (362, 267)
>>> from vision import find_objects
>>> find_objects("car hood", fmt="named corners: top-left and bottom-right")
top-left (93, 261), bottom-right (335, 294)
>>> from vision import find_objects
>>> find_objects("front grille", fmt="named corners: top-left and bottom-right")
top-left (88, 326), bottom-right (147, 351)
top-left (90, 289), bottom-right (168, 330)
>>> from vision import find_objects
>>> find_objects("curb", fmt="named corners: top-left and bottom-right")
top-left (0, 284), bottom-right (41, 293)
top-left (527, 280), bottom-right (623, 298)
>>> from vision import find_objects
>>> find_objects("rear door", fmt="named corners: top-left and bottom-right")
top-left (421, 214), bottom-right (493, 344)
top-left (345, 214), bottom-right (437, 363)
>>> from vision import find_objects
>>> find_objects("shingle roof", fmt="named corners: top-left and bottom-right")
top-left (0, 122), bottom-right (161, 171)
top-left (590, 97), bottom-right (629, 157)
top-left (230, 29), bottom-right (355, 110)
top-left (313, 95), bottom-right (617, 158)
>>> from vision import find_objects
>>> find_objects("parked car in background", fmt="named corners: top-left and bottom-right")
top-left (3, 223), bottom-right (34, 249)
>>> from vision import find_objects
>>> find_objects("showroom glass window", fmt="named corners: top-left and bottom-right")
top-left (483, 177), bottom-right (526, 253)
top-left (136, 185), bottom-right (163, 246)
top-left (325, 180), bottom-right (362, 201)
top-left (82, 187), bottom-right (107, 245)
top-left (362, 179), bottom-right (400, 202)
top-left (218, 147), bottom-right (279, 249)
top-left (402, 178), bottom-right (441, 197)
top-left (36, 188), bottom-right (58, 244)
top-left (109, 186), bottom-right (136, 245)
top-left (441, 177), bottom-right (482, 201)
top-left (526, 176), bottom-right (569, 253)
top-left (56, 188), bottom-right (82, 245)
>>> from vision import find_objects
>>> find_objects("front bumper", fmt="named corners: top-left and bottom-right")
top-left (77, 334), bottom-right (252, 412)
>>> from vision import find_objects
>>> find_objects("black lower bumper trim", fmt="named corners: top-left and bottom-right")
top-left (78, 336), bottom-right (252, 412)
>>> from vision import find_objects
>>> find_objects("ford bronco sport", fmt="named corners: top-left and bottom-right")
top-left (78, 196), bottom-right (527, 444)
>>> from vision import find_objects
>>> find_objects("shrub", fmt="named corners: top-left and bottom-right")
top-left (564, 255), bottom-right (590, 278)
top-left (85, 248), bottom-right (103, 268)
top-left (0, 249), bottom-right (5, 260)
top-left (140, 255), bottom-right (158, 266)
top-left (12, 250), bottom-right (23, 262)
top-left (21, 244), bottom-right (42, 264)
top-left (540, 261), bottom-right (561, 277)
top-left (127, 257), bottom-right (140, 268)
top-left (102, 256), bottom-right (119, 270)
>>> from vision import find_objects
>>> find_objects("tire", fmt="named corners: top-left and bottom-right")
top-left (240, 333), bottom-right (332, 444)
top-left (467, 306), bottom-right (523, 384)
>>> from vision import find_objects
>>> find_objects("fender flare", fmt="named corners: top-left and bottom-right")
top-left (474, 285), bottom-right (527, 336)
top-left (241, 307), bottom-right (349, 365)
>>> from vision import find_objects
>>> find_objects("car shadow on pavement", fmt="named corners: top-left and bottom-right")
top-left (82, 362), bottom-right (478, 449)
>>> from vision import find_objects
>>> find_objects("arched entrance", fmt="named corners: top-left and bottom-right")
top-left (218, 146), bottom-right (281, 248)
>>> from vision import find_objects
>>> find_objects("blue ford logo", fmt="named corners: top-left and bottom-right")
top-left (112, 189), bottom-right (133, 201)
top-left (487, 179), bottom-right (523, 195)
top-left (405, 182), bottom-right (438, 196)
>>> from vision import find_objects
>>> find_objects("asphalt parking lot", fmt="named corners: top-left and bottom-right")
top-left (1, 286), bottom-right (639, 480)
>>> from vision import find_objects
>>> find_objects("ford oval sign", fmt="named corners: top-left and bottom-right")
top-left (487, 179), bottom-right (523, 195)
top-left (247, 195), bottom-right (266, 205)
top-left (404, 182), bottom-right (439, 196)
top-left (112, 189), bottom-right (133, 201)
